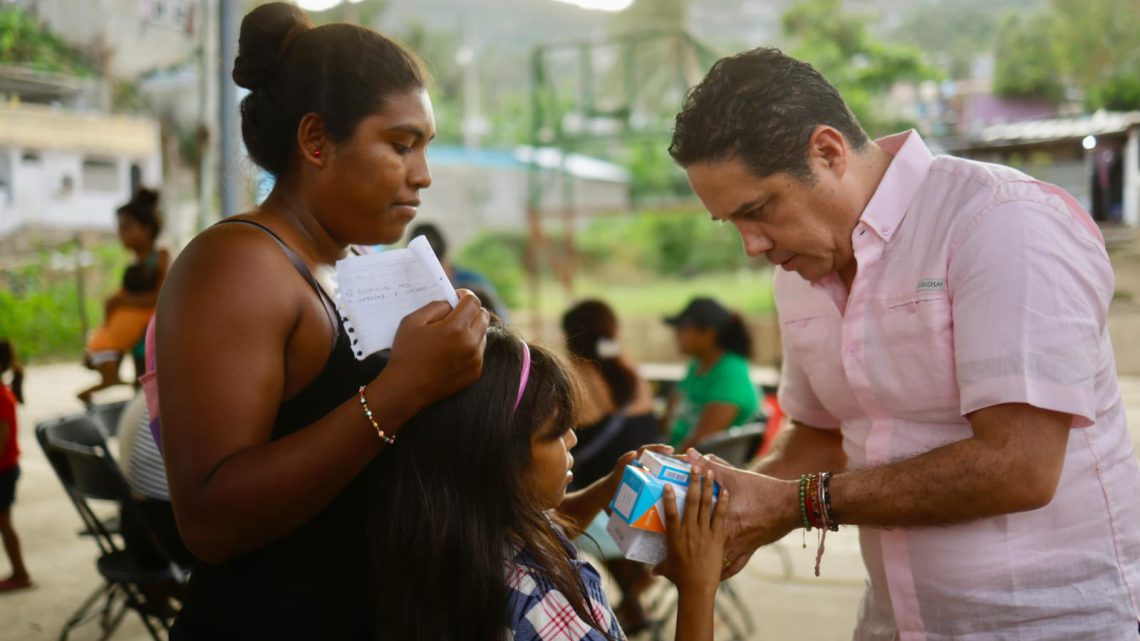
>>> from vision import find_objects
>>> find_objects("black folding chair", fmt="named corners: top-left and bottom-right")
top-left (36, 415), bottom-right (188, 641)
top-left (87, 399), bottom-right (130, 437)
top-left (695, 422), bottom-right (767, 469)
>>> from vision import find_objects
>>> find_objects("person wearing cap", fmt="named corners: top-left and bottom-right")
top-left (663, 297), bottom-right (759, 451)
top-left (666, 47), bottom-right (1140, 640)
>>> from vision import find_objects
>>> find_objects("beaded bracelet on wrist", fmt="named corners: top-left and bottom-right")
top-left (357, 386), bottom-right (395, 446)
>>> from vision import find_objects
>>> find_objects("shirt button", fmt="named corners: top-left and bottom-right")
top-left (881, 225), bottom-right (892, 234)
top-left (846, 347), bottom-right (857, 356)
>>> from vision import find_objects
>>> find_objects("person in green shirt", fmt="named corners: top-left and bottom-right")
top-left (663, 297), bottom-right (759, 450)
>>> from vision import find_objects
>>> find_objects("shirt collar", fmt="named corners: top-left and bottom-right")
top-left (858, 129), bottom-right (936, 243)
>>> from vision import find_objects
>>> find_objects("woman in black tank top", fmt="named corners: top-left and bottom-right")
top-left (156, 4), bottom-right (489, 639)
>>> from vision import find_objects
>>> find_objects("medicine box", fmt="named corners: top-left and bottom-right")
top-left (605, 451), bottom-right (716, 565)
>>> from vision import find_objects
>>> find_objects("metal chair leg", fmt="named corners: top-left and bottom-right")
top-left (59, 583), bottom-right (113, 641)
top-left (720, 580), bottom-right (757, 635)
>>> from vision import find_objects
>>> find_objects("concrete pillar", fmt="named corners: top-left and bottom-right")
top-left (1125, 126), bottom-right (1139, 228)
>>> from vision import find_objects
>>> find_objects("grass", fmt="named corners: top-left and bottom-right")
top-left (528, 267), bottom-right (776, 317)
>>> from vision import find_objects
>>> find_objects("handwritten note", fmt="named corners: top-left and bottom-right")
top-left (335, 235), bottom-right (459, 359)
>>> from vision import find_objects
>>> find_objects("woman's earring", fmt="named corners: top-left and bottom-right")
top-left (313, 149), bottom-right (322, 158)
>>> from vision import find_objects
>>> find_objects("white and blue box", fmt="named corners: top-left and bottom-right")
top-left (605, 451), bottom-right (717, 565)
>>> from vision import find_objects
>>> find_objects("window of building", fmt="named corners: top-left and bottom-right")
top-left (82, 158), bottom-right (120, 193)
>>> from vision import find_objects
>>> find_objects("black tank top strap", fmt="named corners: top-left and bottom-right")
top-left (215, 218), bottom-right (340, 339)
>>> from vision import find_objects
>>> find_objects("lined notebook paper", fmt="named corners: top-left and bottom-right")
top-left (335, 235), bottom-right (459, 360)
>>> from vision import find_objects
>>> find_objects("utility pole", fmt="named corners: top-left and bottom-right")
top-left (198, 0), bottom-right (219, 230)
top-left (218, 0), bottom-right (240, 218)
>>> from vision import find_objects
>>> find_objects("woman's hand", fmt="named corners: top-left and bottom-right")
top-left (381, 290), bottom-right (490, 414)
top-left (658, 467), bottom-right (729, 593)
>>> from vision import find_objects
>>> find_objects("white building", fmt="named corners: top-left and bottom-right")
top-left (0, 103), bottom-right (162, 238)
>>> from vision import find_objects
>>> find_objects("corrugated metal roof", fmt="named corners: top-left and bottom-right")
top-left (977, 110), bottom-right (1140, 146)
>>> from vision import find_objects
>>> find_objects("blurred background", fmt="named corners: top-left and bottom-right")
top-left (1, 2), bottom-right (1139, 640)
top-left (0, 0), bottom-right (1137, 369)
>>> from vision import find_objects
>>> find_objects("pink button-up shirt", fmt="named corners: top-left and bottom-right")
top-left (776, 131), bottom-right (1140, 640)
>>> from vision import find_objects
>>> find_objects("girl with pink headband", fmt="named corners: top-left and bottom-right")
top-left (369, 325), bottom-right (730, 641)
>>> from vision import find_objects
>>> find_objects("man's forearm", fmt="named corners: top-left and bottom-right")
top-left (749, 420), bottom-right (846, 479)
top-left (832, 439), bottom-right (1054, 528)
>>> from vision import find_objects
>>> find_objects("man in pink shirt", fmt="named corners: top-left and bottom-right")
top-left (668, 47), bottom-right (1140, 640)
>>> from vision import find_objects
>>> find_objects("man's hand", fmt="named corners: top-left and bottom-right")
top-left (683, 449), bottom-right (800, 578)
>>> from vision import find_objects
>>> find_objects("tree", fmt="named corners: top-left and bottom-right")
top-left (0, 7), bottom-right (95, 76)
top-left (1049, 0), bottom-right (1140, 109)
top-left (780, 0), bottom-right (938, 136)
top-left (892, 0), bottom-right (1043, 80)
top-left (991, 0), bottom-right (1140, 109)
top-left (992, 12), bottom-right (1065, 102)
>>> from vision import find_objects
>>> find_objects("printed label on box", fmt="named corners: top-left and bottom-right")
top-left (612, 483), bottom-right (637, 520)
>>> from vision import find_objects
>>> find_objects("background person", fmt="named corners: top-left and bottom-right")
top-left (662, 297), bottom-right (759, 451)
top-left (0, 339), bottom-right (30, 592)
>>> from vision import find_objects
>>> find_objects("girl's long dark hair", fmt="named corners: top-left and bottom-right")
top-left (0, 339), bottom-right (24, 404)
top-left (369, 326), bottom-right (612, 641)
top-left (562, 299), bottom-right (637, 408)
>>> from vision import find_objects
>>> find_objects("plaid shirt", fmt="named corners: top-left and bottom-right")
top-left (505, 540), bottom-right (625, 641)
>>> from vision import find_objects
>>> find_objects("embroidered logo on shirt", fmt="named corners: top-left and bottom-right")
top-left (916, 278), bottom-right (945, 292)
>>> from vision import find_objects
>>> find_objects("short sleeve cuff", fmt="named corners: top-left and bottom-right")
top-left (960, 376), bottom-right (1096, 429)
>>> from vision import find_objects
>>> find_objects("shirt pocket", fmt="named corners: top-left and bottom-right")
top-left (781, 309), bottom-right (833, 357)
top-left (871, 291), bottom-right (960, 419)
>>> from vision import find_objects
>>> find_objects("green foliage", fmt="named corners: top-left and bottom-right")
top-left (454, 209), bottom-right (757, 311)
top-left (577, 209), bottom-right (749, 277)
top-left (1091, 68), bottom-right (1140, 111)
top-left (454, 231), bottom-right (527, 308)
top-left (993, 12), bottom-right (1065, 102)
top-left (892, 0), bottom-right (1043, 79)
top-left (1049, 0), bottom-right (1140, 92)
top-left (780, 0), bottom-right (939, 136)
top-left (0, 242), bottom-right (129, 363)
top-left (0, 8), bottom-right (96, 76)
top-left (111, 79), bottom-right (148, 113)
top-left (991, 0), bottom-right (1140, 108)
top-left (622, 137), bottom-right (691, 202)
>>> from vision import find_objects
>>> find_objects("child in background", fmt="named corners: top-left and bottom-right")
top-left (369, 326), bottom-right (729, 641)
top-left (0, 339), bottom-right (31, 592)
top-left (79, 264), bottom-right (158, 403)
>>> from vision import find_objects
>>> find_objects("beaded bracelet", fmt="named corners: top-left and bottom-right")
top-left (357, 386), bottom-right (395, 446)
top-left (820, 471), bottom-right (839, 532)
top-left (798, 474), bottom-right (812, 533)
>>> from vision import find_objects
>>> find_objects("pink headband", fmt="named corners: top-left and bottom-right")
top-left (514, 341), bottom-right (531, 412)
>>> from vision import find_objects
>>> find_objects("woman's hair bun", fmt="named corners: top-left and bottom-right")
top-left (232, 2), bottom-right (313, 91)
top-left (133, 187), bottom-right (159, 210)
